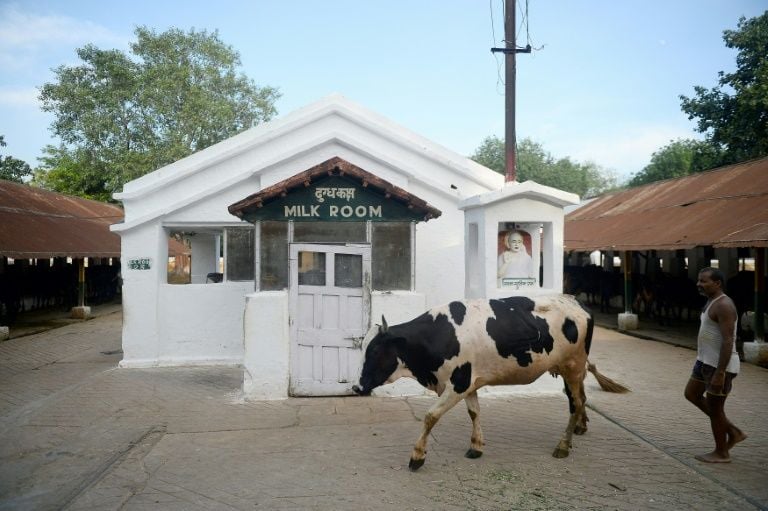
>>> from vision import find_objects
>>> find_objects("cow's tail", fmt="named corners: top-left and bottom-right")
top-left (587, 361), bottom-right (631, 393)
top-left (580, 301), bottom-right (630, 393)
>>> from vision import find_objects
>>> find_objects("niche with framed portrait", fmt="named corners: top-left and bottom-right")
top-left (460, 180), bottom-right (579, 299)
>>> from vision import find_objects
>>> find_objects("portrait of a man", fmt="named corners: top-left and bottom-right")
top-left (497, 229), bottom-right (534, 283)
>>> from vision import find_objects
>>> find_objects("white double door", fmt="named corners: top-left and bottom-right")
top-left (289, 243), bottom-right (371, 396)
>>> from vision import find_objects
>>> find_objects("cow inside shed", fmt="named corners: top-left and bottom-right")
top-left (353, 294), bottom-right (629, 471)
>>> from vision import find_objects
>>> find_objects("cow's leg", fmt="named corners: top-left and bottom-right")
top-left (464, 391), bottom-right (484, 459)
top-left (562, 380), bottom-right (588, 435)
top-left (574, 380), bottom-right (589, 435)
top-left (409, 390), bottom-right (465, 471)
top-left (553, 368), bottom-right (587, 458)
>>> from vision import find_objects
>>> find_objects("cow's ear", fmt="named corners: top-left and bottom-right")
top-left (380, 315), bottom-right (389, 333)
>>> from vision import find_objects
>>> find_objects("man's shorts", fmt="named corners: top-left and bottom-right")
top-left (691, 360), bottom-right (737, 396)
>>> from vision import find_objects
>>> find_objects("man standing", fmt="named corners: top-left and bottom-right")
top-left (684, 267), bottom-right (746, 463)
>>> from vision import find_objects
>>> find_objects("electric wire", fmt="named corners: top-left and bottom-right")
top-left (490, 0), bottom-right (505, 93)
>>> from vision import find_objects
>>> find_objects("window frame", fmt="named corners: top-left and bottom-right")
top-left (254, 220), bottom-right (415, 292)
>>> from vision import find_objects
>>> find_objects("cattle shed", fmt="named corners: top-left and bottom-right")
top-left (111, 94), bottom-right (575, 399)
top-left (0, 181), bottom-right (125, 325)
top-left (564, 157), bottom-right (768, 339)
top-left (566, 157), bottom-right (768, 252)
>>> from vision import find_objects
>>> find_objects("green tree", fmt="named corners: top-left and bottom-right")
top-left (680, 12), bottom-right (768, 163)
top-left (37, 26), bottom-right (280, 200)
top-left (628, 138), bottom-right (723, 187)
top-left (470, 135), bottom-right (617, 198)
top-left (0, 135), bottom-right (33, 183)
top-left (32, 145), bottom-right (111, 200)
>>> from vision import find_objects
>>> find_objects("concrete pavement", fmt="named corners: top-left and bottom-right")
top-left (1, 309), bottom-right (766, 510)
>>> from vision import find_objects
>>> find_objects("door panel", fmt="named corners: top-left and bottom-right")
top-left (289, 244), bottom-right (370, 396)
top-left (322, 296), bottom-right (340, 329)
top-left (298, 294), bottom-right (314, 328)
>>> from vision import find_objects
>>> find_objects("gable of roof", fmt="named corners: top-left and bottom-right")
top-left (117, 94), bottom-right (501, 200)
top-left (112, 94), bottom-right (502, 233)
top-left (0, 181), bottom-right (123, 258)
top-left (458, 179), bottom-right (580, 210)
top-left (565, 157), bottom-right (768, 251)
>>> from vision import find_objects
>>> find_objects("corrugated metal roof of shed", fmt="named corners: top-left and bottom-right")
top-left (0, 181), bottom-right (124, 258)
top-left (565, 157), bottom-right (768, 251)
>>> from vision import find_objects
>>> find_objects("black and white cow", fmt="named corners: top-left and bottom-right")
top-left (352, 294), bottom-right (628, 471)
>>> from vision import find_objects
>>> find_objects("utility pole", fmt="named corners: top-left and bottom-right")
top-left (492, 0), bottom-right (531, 182)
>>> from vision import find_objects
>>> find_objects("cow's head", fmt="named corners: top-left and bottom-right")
top-left (352, 316), bottom-right (400, 396)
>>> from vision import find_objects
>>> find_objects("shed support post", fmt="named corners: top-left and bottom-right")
top-left (755, 247), bottom-right (766, 341)
top-left (623, 251), bottom-right (633, 313)
top-left (618, 250), bottom-right (638, 330)
top-left (78, 258), bottom-right (85, 307)
top-left (71, 258), bottom-right (91, 320)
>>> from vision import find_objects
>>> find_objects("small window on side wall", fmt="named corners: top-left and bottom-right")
top-left (167, 232), bottom-right (192, 284)
top-left (167, 229), bottom-right (224, 284)
top-left (372, 222), bottom-right (411, 290)
top-left (260, 221), bottom-right (288, 290)
top-left (225, 227), bottom-right (254, 281)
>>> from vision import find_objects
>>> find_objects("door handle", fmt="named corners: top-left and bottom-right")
top-left (345, 336), bottom-right (363, 349)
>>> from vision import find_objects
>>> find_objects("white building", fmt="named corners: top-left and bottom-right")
top-left (111, 94), bottom-right (577, 399)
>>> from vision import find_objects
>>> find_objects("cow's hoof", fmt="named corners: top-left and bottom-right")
top-left (465, 448), bottom-right (483, 459)
top-left (408, 458), bottom-right (425, 471)
top-left (552, 447), bottom-right (570, 459)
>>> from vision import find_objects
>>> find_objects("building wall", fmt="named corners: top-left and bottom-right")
top-left (464, 196), bottom-right (568, 299)
top-left (119, 220), bottom-right (252, 367)
top-left (119, 223), bottom-right (166, 367)
top-left (119, 182), bottom-right (484, 367)
top-left (157, 281), bottom-right (251, 366)
top-left (115, 98), bottom-right (504, 372)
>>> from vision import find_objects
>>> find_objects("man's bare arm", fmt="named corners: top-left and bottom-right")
top-left (712, 298), bottom-right (738, 373)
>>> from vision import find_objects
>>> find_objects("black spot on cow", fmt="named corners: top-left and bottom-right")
top-left (449, 301), bottom-right (467, 326)
top-left (450, 362), bottom-right (472, 393)
top-left (391, 312), bottom-right (461, 388)
top-left (485, 297), bottom-right (555, 366)
top-left (562, 317), bottom-right (579, 343)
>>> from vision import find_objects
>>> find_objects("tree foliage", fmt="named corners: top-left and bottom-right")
top-left (0, 135), bottom-right (32, 183)
top-left (36, 26), bottom-right (280, 201)
top-left (680, 12), bottom-right (768, 164)
top-left (470, 135), bottom-right (618, 198)
top-left (628, 138), bottom-right (723, 187)
top-left (32, 145), bottom-right (110, 200)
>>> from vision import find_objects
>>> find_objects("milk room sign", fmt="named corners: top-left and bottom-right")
top-left (238, 174), bottom-right (429, 222)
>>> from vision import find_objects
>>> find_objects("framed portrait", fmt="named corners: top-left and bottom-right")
top-left (498, 223), bottom-right (539, 289)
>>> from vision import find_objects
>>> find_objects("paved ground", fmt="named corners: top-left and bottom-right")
top-left (1, 307), bottom-right (767, 510)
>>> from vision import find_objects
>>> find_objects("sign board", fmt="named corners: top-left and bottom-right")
top-left (501, 278), bottom-right (537, 290)
top-left (128, 257), bottom-right (152, 270)
top-left (241, 175), bottom-right (426, 223)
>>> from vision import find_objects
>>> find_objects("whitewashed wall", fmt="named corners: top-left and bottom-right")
top-left (242, 291), bottom-right (290, 399)
top-left (115, 95), bottom-right (503, 373)
top-left (156, 282), bottom-right (251, 366)
top-left (460, 183), bottom-right (579, 300)
top-left (118, 223), bottom-right (167, 367)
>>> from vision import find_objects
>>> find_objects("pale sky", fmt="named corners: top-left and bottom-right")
top-left (1, 1), bottom-right (765, 181)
